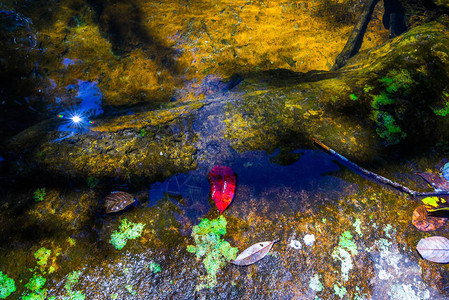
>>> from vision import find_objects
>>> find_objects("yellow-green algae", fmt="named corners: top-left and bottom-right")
top-left (0, 271), bottom-right (15, 299)
top-left (187, 215), bottom-right (238, 290)
top-left (110, 219), bottom-right (145, 250)
top-left (148, 261), bottom-right (161, 274)
top-left (352, 218), bottom-right (363, 236)
top-left (22, 275), bottom-right (49, 300)
top-left (34, 248), bottom-right (51, 269)
top-left (62, 271), bottom-right (85, 300)
top-left (338, 231), bottom-right (358, 256)
top-left (334, 284), bottom-right (347, 298)
top-left (33, 188), bottom-right (46, 202)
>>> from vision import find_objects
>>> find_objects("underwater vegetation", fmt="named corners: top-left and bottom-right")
top-left (8, 247), bottom-right (86, 300)
top-left (148, 261), bottom-right (161, 274)
top-left (33, 247), bottom-right (52, 272)
top-left (21, 247), bottom-right (55, 300)
top-left (22, 274), bottom-right (48, 300)
top-left (86, 177), bottom-right (100, 189)
top-left (33, 188), bottom-right (46, 202)
top-left (365, 69), bottom-right (416, 145)
top-left (0, 271), bottom-right (15, 299)
top-left (109, 219), bottom-right (145, 250)
top-left (62, 271), bottom-right (85, 300)
top-left (2, 1), bottom-right (449, 299)
top-left (432, 91), bottom-right (449, 117)
top-left (186, 216), bottom-right (238, 290)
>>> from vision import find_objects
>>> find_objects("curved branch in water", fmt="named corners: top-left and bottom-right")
top-left (312, 138), bottom-right (449, 199)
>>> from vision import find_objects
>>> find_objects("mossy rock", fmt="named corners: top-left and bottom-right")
top-left (226, 16), bottom-right (449, 160)
top-left (5, 17), bottom-right (449, 183)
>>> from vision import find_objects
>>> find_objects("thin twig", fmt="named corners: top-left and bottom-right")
top-left (312, 138), bottom-right (449, 198)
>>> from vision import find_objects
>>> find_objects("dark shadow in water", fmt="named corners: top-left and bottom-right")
top-left (239, 68), bottom-right (342, 89)
top-left (86, 0), bottom-right (181, 76)
top-left (147, 149), bottom-right (352, 227)
top-left (0, 10), bottom-right (46, 141)
top-left (312, 0), bottom-right (360, 26)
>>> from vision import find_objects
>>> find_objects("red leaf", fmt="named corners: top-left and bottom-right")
top-left (208, 165), bottom-right (236, 214)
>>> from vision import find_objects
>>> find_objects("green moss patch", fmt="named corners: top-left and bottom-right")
top-left (110, 219), bottom-right (145, 250)
top-left (0, 271), bottom-right (16, 299)
top-left (187, 215), bottom-right (238, 290)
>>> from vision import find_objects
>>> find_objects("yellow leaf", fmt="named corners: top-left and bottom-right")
top-left (422, 196), bottom-right (445, 208)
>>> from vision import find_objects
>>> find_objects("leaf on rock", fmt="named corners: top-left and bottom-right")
top-left (416, 236), bottom-right (449, 263)
top-left (208, 165), bottom-right (236, 214)
top-left (412, 205), bottom-right (447, 232)
top-left (230, 240), bottom-right (278, 266)
top-left (417, 172), bottom-right (449, 192)
top-left (104, 191), bottom-right (136, 213)
top-left (421, 196), bottom-right (449, 212)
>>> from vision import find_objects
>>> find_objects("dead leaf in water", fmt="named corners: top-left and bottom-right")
top-left (412, 206), bottom-right (447, 232)
top-left (417, 172), bottom-right (449, 192)
top-left (230, 240), bottom-right (278, 266)
top-left (416, 236), bottom-right (449, 263)
top-left (104, 191), bottom-right (136, 213)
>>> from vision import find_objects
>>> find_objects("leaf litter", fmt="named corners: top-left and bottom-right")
top-left (416, 236), bottom-right (449, 263)
top-left (230, 240), bottom-right (279, 266)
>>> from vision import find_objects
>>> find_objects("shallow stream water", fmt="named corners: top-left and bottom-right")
top-left (2, 0), bottom-right (449, 299)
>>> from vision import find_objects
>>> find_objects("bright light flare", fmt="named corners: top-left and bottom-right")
top-left (71, 115), bottom-right (82, 123)
top-left (57, 110), bottom-right (93, 132)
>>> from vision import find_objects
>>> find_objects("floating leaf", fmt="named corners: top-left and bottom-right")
top-left (208, 166), bottom-right (236, 214)
top-left (104, 191), bottom-right (136, 213)
top-left (412, 205), bottom-right (447, 232)
top-left (230, 240), bottom-right (278, 266)
top-left (421, 196), bottom-right (449, 212)
top-left (417, 172), bottom-right (449, 192)
top-left (416, 236), bottom-right (449, 263)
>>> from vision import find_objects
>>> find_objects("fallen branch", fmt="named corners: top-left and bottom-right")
top-left (312, 138), bottom-right (449, 198)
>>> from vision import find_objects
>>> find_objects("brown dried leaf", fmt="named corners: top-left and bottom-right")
top-left (412, 206), bottom-right (447, 232)
top-left (416, 236), bottom-right (449, 263)
top-left (104, 191), bottom-right (135, 213)
top-left (417, 172), bottom-right (449, 192)
top-left (230, 240), bottom-right (278, 266)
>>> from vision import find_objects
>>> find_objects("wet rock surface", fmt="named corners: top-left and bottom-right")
top-left (1, 1), bottom-right (449, 299)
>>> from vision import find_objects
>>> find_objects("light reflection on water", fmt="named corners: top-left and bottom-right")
top-left (54, 80), bottom-right (104, 140)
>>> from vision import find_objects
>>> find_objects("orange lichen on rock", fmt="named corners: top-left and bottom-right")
top-left (140, 0), bottom-right (389, 81)
top-left (104, 49), bottom-right (176, 104)
top-left (22, 0), bottom-right (389, 107)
